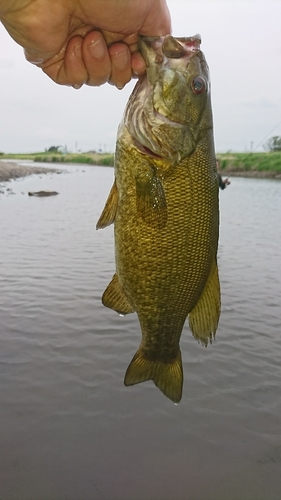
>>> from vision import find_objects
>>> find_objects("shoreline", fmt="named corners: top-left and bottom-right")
top-left (0, 160), bottom-right (61, 183)
top-left (220, 170), bottom-right (281, 180)
top-left (1, 160), bottom-right (280, 184)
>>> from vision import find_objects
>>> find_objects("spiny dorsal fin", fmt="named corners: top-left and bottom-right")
top-left (96, 180), bottom-right (118, 229)
top-left (188, 259), bottom-right (221, 346)
top-left (102, 273), bottom-right (134, 315)
top-left (124, 349), bottom-right (183, 403)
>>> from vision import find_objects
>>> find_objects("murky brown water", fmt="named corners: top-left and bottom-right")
top-left (0, 164), bottom-right (281, 500)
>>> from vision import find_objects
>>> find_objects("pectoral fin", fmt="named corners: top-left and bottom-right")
top-left (135, 170), bottom-right (167, 229)
top-left (96, 180), bottom-right (118, 229)
top-left (124, 349), bottom-right (183, 403)
top-left (102, 273), bottom-right (134, 315)
top-left (188, 260), bottom-right (221, 346)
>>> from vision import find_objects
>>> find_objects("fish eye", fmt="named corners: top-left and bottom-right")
top-left (191, 76), bottom-right (207, 94)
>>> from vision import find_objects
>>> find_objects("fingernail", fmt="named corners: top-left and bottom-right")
top-left (89, 37), bottom-right (105, 59)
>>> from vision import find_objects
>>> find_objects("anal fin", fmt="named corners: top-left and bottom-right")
top-left (124, 349), bottom-right (183, 404)
top-left (96, 179), bottom-right (118, 229)
top-left (102, 273), bottom-right (134, 315)
top-left (188, 259), bottom-right (221, 346)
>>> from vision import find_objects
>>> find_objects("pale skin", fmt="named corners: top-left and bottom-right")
top-left (0, 0), bottom-right (171, 88)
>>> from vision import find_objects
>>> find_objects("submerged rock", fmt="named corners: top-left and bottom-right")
top-left (28, 190), bottom-right (59, 197)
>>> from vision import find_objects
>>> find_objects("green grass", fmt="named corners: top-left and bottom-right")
top-left (1, 151), bottom-right (114, 167)
top-left (217, 152), bottom-right (281, 175)
top-left (2, 151), bottom-right (281, 176)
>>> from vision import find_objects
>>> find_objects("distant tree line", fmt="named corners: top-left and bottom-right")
top-left (264, 136), bottom-right (281, 152)
top-left (46, 146), bottom-right (64, 153)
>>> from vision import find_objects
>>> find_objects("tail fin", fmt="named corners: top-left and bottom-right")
top-left (124, 349), bottom-right (183, 403)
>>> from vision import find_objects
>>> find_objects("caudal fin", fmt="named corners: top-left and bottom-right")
top-left (124, 349), bottom-right (183, 403)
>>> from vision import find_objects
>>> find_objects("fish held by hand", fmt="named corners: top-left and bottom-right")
top-left (97, 35), bottom-right (220, 404)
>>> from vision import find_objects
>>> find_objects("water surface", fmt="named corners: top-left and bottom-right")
top-left (0, 165), bottom-right (281, 500)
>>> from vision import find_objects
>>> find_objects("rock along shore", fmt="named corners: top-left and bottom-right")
top-left (0, 160), bottom-right (60, 183)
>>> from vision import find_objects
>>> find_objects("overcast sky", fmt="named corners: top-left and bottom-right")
top-left (1, 0), bottom-right (281, 154)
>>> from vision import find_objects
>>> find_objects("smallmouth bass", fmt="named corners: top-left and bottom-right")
top-left (97, 35), bottom-right (220, 403)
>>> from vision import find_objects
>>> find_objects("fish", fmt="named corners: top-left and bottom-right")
top-left (96, 34), bottom-right (220, 403)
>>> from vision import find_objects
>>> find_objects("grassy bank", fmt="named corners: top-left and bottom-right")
top-left (216, 152), bottom-right (281, 178)
top-left (1, 151), bottom-right (281, 178)
top-left (1, 151), bottom-right (114, 167)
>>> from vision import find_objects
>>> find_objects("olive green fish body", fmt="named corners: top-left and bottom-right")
top-left (97, 35), bottom-right (220, 403)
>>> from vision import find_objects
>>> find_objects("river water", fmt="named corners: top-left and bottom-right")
top-left (0, 163), bottom-right (280, 500)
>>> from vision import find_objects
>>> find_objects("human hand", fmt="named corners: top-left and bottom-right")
top-left (0, 0), bottom-right (171, 89)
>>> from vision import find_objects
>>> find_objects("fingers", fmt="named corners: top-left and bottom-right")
top-left (63, 36), bottom-right (88, 87)
top-left (108, 43), bottom-right (132, 89)
top-left (83, 32), bottom-right (134, 89)
top-left (38, 30), bottom-right (144, 89)
top-left (38, 35), bottom-right (88, 87)
top-left (111, 33), bottom-right (146, 83)
top-left (82, 31), bottom-right (111, 86)
top-left (131, 51), bottom-right (146, 78)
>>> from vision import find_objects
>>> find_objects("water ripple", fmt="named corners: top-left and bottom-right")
top-left (0, 169), bottom-right (281, 499)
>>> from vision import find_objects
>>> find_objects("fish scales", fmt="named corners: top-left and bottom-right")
top-left (97, 35), bottom-right (220, 403)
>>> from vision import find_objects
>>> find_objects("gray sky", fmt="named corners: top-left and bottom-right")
top-left (1, 0), bottom-right (281, 154)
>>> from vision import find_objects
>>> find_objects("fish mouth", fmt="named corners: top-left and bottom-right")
top-left (140, 34), bottom-right (201, 62)
top-left (162, 35), bottom-right (201, 58)
top-left (124, 34), bottom-right (204, 162)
